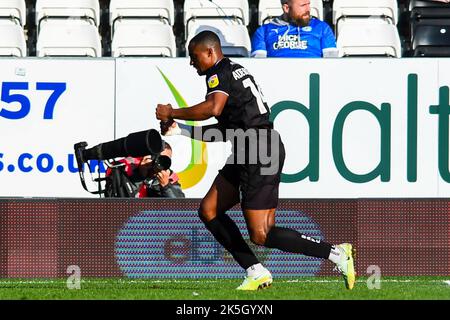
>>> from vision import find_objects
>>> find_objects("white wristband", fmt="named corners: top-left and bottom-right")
top-left (163, 122), bottom-right (182, 136)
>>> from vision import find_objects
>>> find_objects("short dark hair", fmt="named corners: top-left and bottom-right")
top-left (189, 30), bottom-right (221, 49)
top-left (163, 141), bottom-right (172, 152)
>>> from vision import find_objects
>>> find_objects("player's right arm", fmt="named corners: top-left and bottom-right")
top-left (156, 92), bottom-right (227, 122)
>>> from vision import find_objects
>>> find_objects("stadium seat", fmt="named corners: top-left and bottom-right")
top-left (258, 0), bottom-right (324, 25)
top-left (36, 0), bottom-right (100, 28)
top-left (36, 20), bottom-right (102, 57)
top-left (186, 22), bottom-right (251, 57)
top-left (109, 0), bottom-right (175, 35)
top-left (184, 0), bottom-right (250, 27)
top-left (409, 0), bottom-right (450, 44)
top-left (337, 23), bottom-right (402, 57)
top-left (409, 0), bottom-right (450, 17)
top-left (111, 23), bottom-right (176, 57)
top-left (333, 0), bottom-right (398, 36)
top-left (185, 17), bottom-right (245, 41)
top-left (0, 24), bottom-right (26, 56)
top-left (336, 15), bottom-right (396, 36)
top-left (0, 0), bottom-right (26, 26)
top-left (412, 24), bottom-right (450, 57)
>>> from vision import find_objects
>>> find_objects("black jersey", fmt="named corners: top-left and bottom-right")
top-left (204, 58), bottom-right (272, 130)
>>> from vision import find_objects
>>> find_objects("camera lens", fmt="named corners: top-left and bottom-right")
top-left (154, 155), bottom-right (171, 171)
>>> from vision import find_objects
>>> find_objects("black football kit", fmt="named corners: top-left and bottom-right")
top-left (204, 58), bottom-right (285, 209)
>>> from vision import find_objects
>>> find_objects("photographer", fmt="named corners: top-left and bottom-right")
top-left (105, 142), bottom-right (185, 198)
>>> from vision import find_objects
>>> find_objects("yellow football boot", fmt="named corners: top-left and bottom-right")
top-left (236, 270), bottom-right (273, 291)
top-left (335, 243), bottom-right (356, 290)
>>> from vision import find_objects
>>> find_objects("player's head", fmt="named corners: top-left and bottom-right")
top-left (281, 0), bottom-right (311, 27)
top-left (188, 30), bottom-right (224, 76)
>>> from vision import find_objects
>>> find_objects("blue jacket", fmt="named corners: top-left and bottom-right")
top-left (251, 16), bottom-right (336, 58)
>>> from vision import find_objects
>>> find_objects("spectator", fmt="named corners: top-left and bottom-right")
top-left (105, 142), bottom-right (185, 198)
top-left (251, 0), bottom-right (337, 58)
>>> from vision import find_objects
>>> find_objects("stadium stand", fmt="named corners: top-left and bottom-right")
top-left (337, 22), bottom-right (402, 57)
top-left (332, 0), bottom-right (402, 57)
top-left (10, 0), bottom-right (450, 58)
top-left (35, 0), bottom-right (102, 57)
top-left (36, 0), bottom-right (100, 29)
top-left (333, 0), bottom-right (399, 35)
top-left (109, 0), bottom-right (177, 57)
top-left (111, 23), bottom-right (177, 57)
top-left (109, 0), bottom-right (175, 33)
top-left (412, 24), bottom-right (450, 57)
top-left (186, 22), bottom-right (251, 57)
top-left (409, 0), bottom-right (450, 57)
top-left (183, 0), bottom-right (251, 57)
top-left (0, 0), bottom-right (27, 26)
top-left (0, 24), bottom-right (27, 57)
top-left (258, 0), bottom-right (324, 25)
top-left (0, 1), bottom-right (27, 56)
top-left (184, 0), bottom-right (250, 26)
top-left (36, 19), bottom-right (102, 57)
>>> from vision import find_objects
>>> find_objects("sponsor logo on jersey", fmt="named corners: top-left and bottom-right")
top-left (273, 34), bottom-right (308, 50)
top-left (208, 74), bottom-right (219, 88)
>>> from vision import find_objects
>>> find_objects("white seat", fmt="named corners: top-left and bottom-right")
top-left (0, 24), bottom-right (26, 56)
top-left (337, 23), bottom-right (401, 57)
top-left (186, 17), bottom-right (245, 41)
top-left (0, 0), bottom-right (26, 26)
top-left (186, 22), bottom-right (251, 57)
top-left (258, 0), bottom-right (323, 25)
top-left (335, 15), bottom-right (394, 36)
top-left (110, 0), bottom-right (175, 33)
top-left (184, 0), bottom-right (250, 26)
top-left (333, 0), bottom-right (399, 29)
top-left (36, 0), bottom-right (100, 27)
top-left (112, 23), bottom-right (176, 57)
top-left (36, 20), bottom-right (101, 57)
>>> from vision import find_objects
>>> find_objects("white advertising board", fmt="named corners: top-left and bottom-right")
top-left (1, 58), bottom-right (449, 198)
top-left (437, 59), bottom-right (450, 197)
top-left (0, 59), bottom-right (115, 197)
top-left (115, 58), bottom-right (447, 198)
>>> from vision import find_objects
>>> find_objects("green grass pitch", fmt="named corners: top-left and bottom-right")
top-left (0, 276), bottom-right (449, 300)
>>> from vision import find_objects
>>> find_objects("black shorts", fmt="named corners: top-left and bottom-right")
top-left (219, 129), bottom-right (285, 210)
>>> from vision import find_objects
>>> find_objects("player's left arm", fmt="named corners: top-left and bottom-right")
top-left (156, 92), bottom-right (228, 122)
top-left (251, 25), bottom-right (268, 58)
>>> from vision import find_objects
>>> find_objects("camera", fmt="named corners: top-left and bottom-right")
top-left (74, 129), bottom-right (171, 196)
top-left (146, 153), bottom-right (172, 175)
top-left (75, 129), bottom-right (164, 164)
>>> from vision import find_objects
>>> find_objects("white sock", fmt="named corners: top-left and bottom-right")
top-left (246, 263), bottom-right (266, 277)
top-left (328, 245), bottom-right (343, 264)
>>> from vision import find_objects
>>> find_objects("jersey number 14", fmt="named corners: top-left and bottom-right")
top-left (242, 78), bottom-right (269, 115)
